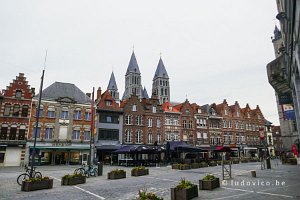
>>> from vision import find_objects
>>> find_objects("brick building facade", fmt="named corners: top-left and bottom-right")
top-left (0, 73), bottom-right (34, 166)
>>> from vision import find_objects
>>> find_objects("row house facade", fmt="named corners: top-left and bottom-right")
top-left (95, 88), bottom-right (123, 163)
top-left (26, 82), bottom-right (93, 165)
top-left (121, 94), bottom-right (164, 145)
top-left (174, 100), bottom-right (196, 145)
top-left (0, 73), bottom-right (34, 166)
top-left (162, 102), bottom-right (181, 143)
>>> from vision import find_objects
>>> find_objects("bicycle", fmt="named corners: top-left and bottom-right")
top-left (74, 164), bottom-right (98, 177)
top-left (17, 165), bottom-right (42, 185)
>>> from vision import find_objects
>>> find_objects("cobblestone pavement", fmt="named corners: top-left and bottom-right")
top-left (0, 160), bottom-right (299, 200)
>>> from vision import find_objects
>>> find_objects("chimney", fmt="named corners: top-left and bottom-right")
top-left (97, 87), bottom-right (102, 100)
top-left (86, 93), bottom-right (91, 98)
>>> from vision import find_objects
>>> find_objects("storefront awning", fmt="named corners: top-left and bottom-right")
top-left (29, 146), bottom-right (90, 150)
top-left (96, 145), bottom-right (122, 150)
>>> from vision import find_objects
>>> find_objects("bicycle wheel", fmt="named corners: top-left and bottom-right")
top-left (93, 168), bottom-right (98, 177)
top-left (17, 173), bottom-right (29, 186)
top-left (34, 172), bottom-right (42, 179)
top-left (74, 168), bottom-right (85, 175)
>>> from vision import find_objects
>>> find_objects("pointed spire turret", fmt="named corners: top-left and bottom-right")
top-left (152, 56), bottom-right (170, 104)
top-left (107, 71), bottom-right (119, 102)
top-left (126, 51), bottom-right (141, 75)
top-left (273, 25), bottom-right (281, 40)
top-left (153, 57), bottom-right (169, 80)
top-left (142, 86), bottom-right (149, 99)
top-left (107, 72), bottom-right (118, 90)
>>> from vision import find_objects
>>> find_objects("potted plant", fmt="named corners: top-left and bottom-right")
top-left (171, 179), bottom-right (198, 200)
top-left (61, 173), bottom-right (86, 185)
top-left (131, 166), bottom-right (149, 176)
top-left (108, 169), bottom-right (126, 179)
top-left (137, 189), bottom-right (163, 200)
top-left (199, 174), bottom-right (220, 190)
top-left (241, 158), bottom-right (249, 163)
top-left (21, 177), bottom-right (53, 192)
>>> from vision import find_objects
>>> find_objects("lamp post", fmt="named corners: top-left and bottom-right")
top-left (30, 69), bottom-right (45, 178)
top-left (89, 87), bottom-right (95, 167)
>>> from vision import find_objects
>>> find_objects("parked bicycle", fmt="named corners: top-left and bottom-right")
top-left (74, 164), bottom-right (98, 177)
top-left (17, 165), bottom-right (42, 185)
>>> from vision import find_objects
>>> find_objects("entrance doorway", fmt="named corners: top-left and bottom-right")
top-left (55, 152), bottom-right (67, 165)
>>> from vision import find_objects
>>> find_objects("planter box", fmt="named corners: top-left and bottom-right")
top-left (200, 162), bottom-right (208, 167)
top-left (191, 163), bottom-right (201, 169)
top-left (199, 178), bottom-right (220, 190)
top-left (61, 176), bottom-right (86, 185)
top-left (241, 160), bottom-right (248, 163)
top-left (179, 165), bottom-right (191, 170)
top-left (172, 164), bottom-right (180, 169)
top-left (232, 160), bottom-right (239, 164)
top-left (171, 185), bottom-right (198, 200)
top-left (209, 162), bottom-right (217, 167)
top-left (131, 169), bottom-right (149, 176)
top-left (21, 179), bottom-right (53, 192)
top-left (108, 172), bottom-right (126, 179)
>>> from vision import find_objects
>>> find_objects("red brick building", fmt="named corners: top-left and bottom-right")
top-left (162, 102), bottom-right (181, 142)
top-left (0, 73), bottom-right (34, 166)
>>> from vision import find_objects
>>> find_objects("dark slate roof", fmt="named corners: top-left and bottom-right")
top-left (126, 51), bottom-right (141, 75)
top-left (107, 72), bottom-right (118, 90)
top-left (153, 57), bottom-right (169, 80)
top-left (142, 86), bottom-right (149, 99)
top-left (265, 120), bottom-right (273, 125)
top-left (36, 82), bottom-right (91, 104)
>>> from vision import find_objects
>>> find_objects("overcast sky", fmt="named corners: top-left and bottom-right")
top-left (0, 0), bottom-right (279, 124)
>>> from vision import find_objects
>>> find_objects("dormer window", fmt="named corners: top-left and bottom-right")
top-left (224, 109), bottom-right (228, 115)
top-left (106, 100), bottom-right (112, 106)
top-left (257, 115), bottom-right (261, 119)
top-left (237, 111), bottom-right (240, 117)
top-left (132, 104), bottom-right (137, 112)
top-left (186, 109), bottom-right (190, 115)
top-left (198, 109), bottom-right (201, 114)
top-left (169, 106), bottom-right (173, 111)
top-left (15, 90), bottom-right (22, 98)
top-left (247, 113), bottom-right (250, 118)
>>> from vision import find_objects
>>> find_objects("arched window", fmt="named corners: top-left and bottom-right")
top-left (136, 130), bottom-right (142, 143)
top-left (18, 125), bottom-right (26, 140)
top-left (125, 130), bottom-right (131, 143)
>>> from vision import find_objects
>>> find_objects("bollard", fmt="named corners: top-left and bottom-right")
top-left (250, 170), bottom-right (256, 178)
top-left (97, 162), bottom-right (103, 176)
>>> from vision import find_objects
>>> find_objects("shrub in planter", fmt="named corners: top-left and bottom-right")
top-left (209, 161), bottom-right (217, 167)
top-left (191, 163), bottom-right (201, 169)
top-left (108, 169), bottom-right (126, 179)
top-left (131, 166), bottom-right (149, 176)
top-left (137, 189), bottom-right (163, 200)
top-left (222, 160), bottom-right (230, 165)
top-left (179, 164), bottom-right (191, 170)
top-left (172, 164), bottom-right (180, 169)
top-left (241, 159), bottom-right (249, 163)
top-left (231, 158), bottom-right (240, 164)
top-left (199, 174), bottom-right (220, 190)
top-left (200, 162), bottom-right (208, 167)
top-left (21, 177), bottom-right (53, 192)
top-left (171, 179), bottom-right (198, 200)
top-left (61, 173), bottom-right (86, 185)
top-left (287, 158), bottom-right (297, 165)
top-left (216, 160), bottom-right (222, 165)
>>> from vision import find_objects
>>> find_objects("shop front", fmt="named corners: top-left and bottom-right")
top-left (28, 145), bottom-right (90, 165)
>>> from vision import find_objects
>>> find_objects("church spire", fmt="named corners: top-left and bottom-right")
top-left (153, 57), bottom-right (169, 80)
top-left (126, 51), bottom-right (141, 75)
top-left (107, 71), bottom-right (119, 102)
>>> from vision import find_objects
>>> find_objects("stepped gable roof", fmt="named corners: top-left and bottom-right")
top-left (162, 102), bottom-right (180, 113)
top-left (97, 90), bottom-right (122, 112)
top-left (107, 72), bottom-right (118, 90)
top-left (126, 51), bottom-right (141, 75)
top-left (153, 57), bottom-right (169, 80)
top-left (37, 82), bottom-right (91, 104)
